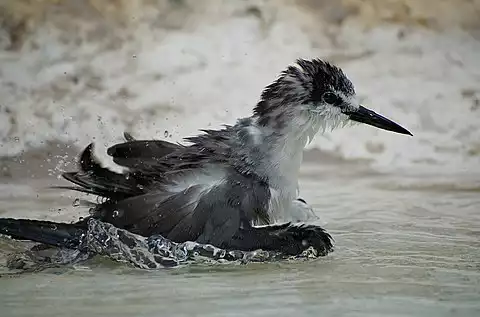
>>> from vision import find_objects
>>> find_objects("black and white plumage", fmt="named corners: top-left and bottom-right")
top-left (0, 59), bottom-right (412, 257)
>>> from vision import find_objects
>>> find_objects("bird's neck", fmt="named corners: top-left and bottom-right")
top-left (241, 112), bottom-right (316, 191)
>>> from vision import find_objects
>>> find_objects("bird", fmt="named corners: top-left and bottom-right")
top-left (0, 58), bottom-right (412, 257)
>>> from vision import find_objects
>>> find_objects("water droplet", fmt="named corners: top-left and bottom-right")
top-left (132, 54), bottom-right (137, 59)
top-left (164, 130), bottom-right (169, 138)
top-left (112, 210), bottom-right (120, 218)
top-left (72, 198), bottom-right (81, 207)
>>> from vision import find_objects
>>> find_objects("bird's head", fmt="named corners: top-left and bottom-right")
top-left (253, 58), bottom-right (412, 138)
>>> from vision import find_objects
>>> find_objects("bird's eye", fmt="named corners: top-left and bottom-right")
top-left (323, 92), bottom-right (338, 104)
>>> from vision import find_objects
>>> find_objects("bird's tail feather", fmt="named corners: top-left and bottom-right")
top-left (0, 218), bottom-right (87, 249)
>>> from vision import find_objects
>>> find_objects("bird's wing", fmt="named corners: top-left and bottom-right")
top-left (59, 129), bottom-right (233, 199)
top-left (92, 170), bottom-right (271, 244)
top-left (60, 136), bottom-right (271, 244)
top-left (58, 143), bottom-right (144, 199)
top-left (106, 129), bottom-right (234, 177)
top-left (106, 132), bottom-right (184, 170)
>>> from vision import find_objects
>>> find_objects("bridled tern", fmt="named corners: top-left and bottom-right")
top-left (0, 58), bottom-right (412, 257)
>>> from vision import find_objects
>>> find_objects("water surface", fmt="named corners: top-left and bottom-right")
top-left (1, 156), bottom-right (479, 316)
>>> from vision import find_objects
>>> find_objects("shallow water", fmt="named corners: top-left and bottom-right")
top-left (1, 156), bottom-right (479, 316)
top-left (1, 1), bottom-right (480, 315)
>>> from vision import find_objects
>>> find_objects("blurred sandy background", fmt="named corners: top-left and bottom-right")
top-left (0, 0), bottom-right (479, 179)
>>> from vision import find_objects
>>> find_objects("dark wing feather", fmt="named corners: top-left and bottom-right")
top-left (105, 128), bottom-right (235, 177)
top-left (59, 144), bottom-right (145, 199)
top-left (226, 223), bottom-right (334, 255)
top-left (89, 172), bottom-right (271, 243)
top-left (93, 186), bottom-right (207, 240)
top-left (58, 128), bottom-right (237, 200)
top-left (58, 128), bottom-right (272, 244)
top-left (107, 133), bottom-right (183, 170)
top-left (123, 132), bottom-right (136, 142)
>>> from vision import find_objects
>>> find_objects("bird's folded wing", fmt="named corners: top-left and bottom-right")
top-left (93, 175), bottom-right (270, 244)
top-left (106, 130), bottom-right (233, 176)
top-left (107, 132), bottom-right (184, 170)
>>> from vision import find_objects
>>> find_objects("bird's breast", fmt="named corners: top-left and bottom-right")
top-left (266, 180), bottom-right (298, 223)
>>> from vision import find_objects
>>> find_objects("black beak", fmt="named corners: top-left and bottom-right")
top-left (347, 105), bottom-right (412, 136)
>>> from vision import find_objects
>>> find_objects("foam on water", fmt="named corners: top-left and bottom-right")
top-left (0, 3), bottom-right (479, 175)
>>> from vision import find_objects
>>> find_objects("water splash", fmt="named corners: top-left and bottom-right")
top-left (4, 219), bottom-right (321, 272)
top-left (82, 219), bottom-right (320, 269)
top-left (72, 198), bottom-right (81, 207)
